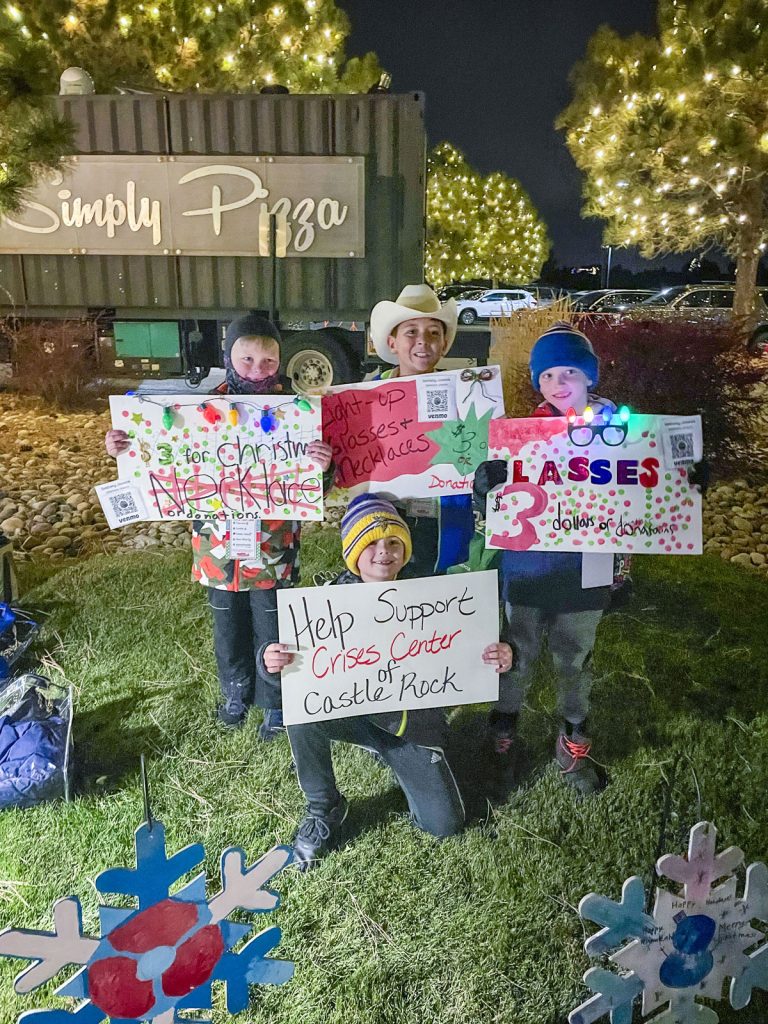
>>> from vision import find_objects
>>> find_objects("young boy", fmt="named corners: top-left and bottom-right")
top-left (261, 493), bottom-right (513, 869)
top-left (105, 314), bottom-right (333, 734)
top-left (367, 285), bottom-right (474, 576)
top-left (474, 322), bottom-right (615, 794)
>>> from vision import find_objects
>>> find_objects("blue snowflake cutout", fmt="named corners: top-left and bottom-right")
top-left (570, 821), bottom-right (768, 1024)
top-left (0, 817), bottom-right (294, 1023)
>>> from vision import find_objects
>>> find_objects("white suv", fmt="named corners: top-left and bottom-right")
top-left (455, 289), bottom-right (537, 324)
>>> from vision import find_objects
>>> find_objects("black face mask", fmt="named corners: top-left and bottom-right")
top-left (225, 364), bottom-right (283, 395)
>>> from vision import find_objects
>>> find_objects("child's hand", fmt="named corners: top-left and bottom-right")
top-left (482, 642), bottom-right (514, 673)
top-left (307, 440), bottom-right (333, 472)
top-left (105, 429), bottom-right (131, 457)
top-left (264, 643), bottom-right (295, 674)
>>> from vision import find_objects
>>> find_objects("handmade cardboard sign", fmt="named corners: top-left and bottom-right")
top-left (485, 413), bottom-right (703, 555)
top-left (322, 367), bottom-right (505, 499)
top-left (277, 570), bottom-right (500, 725)
top-left (103, 393), bottom-right (323, 523)
top-left (0, 816), bottom-right (294, 1024)
top-left (570, 821), bottom-right (768, 1024)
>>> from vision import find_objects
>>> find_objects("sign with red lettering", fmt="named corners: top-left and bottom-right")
top-left (276, 571), bottom-right (500, 725)
top-left (322, 367), bottom-right (505, 499)
top-left (485, 413), bottom-right (703, 554)
top-left (104, 393), bottom-right (323, 522)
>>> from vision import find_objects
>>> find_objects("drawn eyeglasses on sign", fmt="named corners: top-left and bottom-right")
top-left (566, 405), bottom-right (631, 447)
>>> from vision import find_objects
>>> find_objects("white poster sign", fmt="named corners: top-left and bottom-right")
top-left (277, 571), bottom-right (501, 726)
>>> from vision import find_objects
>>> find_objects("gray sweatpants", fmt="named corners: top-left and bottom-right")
top-left (497, 603), bottom-right (604, 724)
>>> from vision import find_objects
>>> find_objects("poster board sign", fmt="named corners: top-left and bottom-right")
top-left (105, 393), bottom-right (323, 522)
top-left (277, 571), bottom-right (500, 725)
top-left (322, 367), bottom-right (505, 499)
top-left (485, 413), bottom-right (703, 554)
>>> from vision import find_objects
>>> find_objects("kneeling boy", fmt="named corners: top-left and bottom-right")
top-left (260, 494), bottom-right (513, 869)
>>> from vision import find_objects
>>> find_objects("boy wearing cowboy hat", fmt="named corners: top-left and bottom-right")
top-left (366, 285), bottom-right (474, 576)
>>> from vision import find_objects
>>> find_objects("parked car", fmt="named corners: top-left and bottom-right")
top-left (455, 289), bottom-right (537, 324)
top-left (627, 284), bottom-right (768, 356)
top-left (437, 283), bottom-right (489, 302)
top-left (571, 289), bottom-right (655, 313)
top-left (522, 285), bottom-right (571, 308)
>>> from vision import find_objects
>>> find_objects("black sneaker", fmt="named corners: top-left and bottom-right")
top-left (216, 702), bottom-right (247, 730)
top-left (555, 724), bottom-right (601, 795)
top-left (292, 796), bottom-right (349, 871)
top-left (258, 708), bottom-right (285, 742)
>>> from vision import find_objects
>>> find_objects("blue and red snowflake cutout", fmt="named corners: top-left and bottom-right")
top-left (571, 820), bottom-right (768, 1024)
top-left (0, 818), bottom-right (294, 1023)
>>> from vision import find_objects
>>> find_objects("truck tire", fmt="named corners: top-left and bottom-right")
top-left (459, 308), bottom-right (477, 325)
top-left (283, 331), bottom-right (357, 389)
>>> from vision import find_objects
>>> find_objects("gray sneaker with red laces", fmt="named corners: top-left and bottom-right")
top-left (555, 723), bottom-right (601, 795)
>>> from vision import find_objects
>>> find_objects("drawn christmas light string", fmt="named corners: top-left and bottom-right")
top-left (570, 818), bottom-right (768, 1024)
top-left (0, 757), bottom-right (294, 1024)
top-left (124, 392), bottom-right (316, 433)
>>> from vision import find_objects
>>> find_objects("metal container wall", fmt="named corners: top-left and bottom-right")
top-left (1, 93), bottom-right (425, 320)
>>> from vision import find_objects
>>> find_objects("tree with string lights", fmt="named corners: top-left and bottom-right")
top-left (0, 0), bottom-right (383, 94)
top-left (559, 0), bottom-right (768, 319)
top-left (0, 26), bottom-right (73, 215)
top-left (426, 142), bottom-right (549, 290)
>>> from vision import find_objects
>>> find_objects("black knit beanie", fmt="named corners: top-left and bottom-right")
top-left (224, 315), bottom-right (282, 359)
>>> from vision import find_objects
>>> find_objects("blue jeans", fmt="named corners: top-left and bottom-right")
top-left (207, 586), bottom-right (282, 712)
top-left (287, 716), bottom-right (465, 838)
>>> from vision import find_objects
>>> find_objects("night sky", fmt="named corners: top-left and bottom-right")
top-left (342, 0), bottom-right (659, 268)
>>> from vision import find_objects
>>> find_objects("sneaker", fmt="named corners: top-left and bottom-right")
top-left (216, 702), bottom-right (247, 730)
top-left (258, 708), bottom-right (285, 742)
top-left (487, 712), bottom-right (518, 759)
top-left (555, 725), bottom-right (601, 795)
top-left (292, 796), bottom-right (350, 871)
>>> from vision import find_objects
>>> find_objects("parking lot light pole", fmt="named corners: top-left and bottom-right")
top-left (602, 245), bottom-right (613, 289)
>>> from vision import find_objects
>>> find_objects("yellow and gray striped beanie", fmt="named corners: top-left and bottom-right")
top-left (341, 494), bottom-right (412, 576)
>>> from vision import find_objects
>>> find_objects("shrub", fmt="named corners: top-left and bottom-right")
top-left (4, 319), bottom-right (100, 409)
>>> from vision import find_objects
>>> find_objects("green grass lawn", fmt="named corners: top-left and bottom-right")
top-left (1, 537), bottom-right (768, 1024)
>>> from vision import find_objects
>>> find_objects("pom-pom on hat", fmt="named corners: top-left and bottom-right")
top-left (224, 315), bottom-right (282, 361)
top-left (529, 321), bottom-right (599, 388)
top-left (369, 285), bottom-right (457, 365)
top-left (341, 494), bottom-right (412, 576)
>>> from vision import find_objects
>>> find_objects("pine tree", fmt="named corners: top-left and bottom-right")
top-left (0, 26), bottom-right (72, 214)
top-left (559, 0), bottom-right (768, 319)
top-left (426, 142), bottom-right (549, 290)
top-left (0, 0), bottom-right (383, 94)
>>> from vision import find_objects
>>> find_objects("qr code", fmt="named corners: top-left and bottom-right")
top-left (426, 387), bottom-right (450, 419)
top-left (669, 431), bottom-right (694, 463)
top-left (109, 490), bottom-right (140, 524)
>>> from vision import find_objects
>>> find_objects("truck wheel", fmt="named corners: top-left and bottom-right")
top-left (283, 331), bottom-right (356, 389)
top-left (747, 329), bottom-right (768, 357)
top-left (459, 309), bottom-right (477, 325)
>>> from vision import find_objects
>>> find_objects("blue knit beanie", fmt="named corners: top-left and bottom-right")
top-left (529, 322), bottom-right (599, 388)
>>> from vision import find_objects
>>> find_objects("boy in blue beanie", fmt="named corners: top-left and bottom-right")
top-left (106, 314), bottom-right (333, 734)
top-left (473, 322), bottom-right (616, 794)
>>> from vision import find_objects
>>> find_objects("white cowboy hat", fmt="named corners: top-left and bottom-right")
top-left (369, 284), bottom-right (458, 364)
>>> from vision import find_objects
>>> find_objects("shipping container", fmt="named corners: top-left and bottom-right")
top-left (0, 91), bottom-right (490, 384)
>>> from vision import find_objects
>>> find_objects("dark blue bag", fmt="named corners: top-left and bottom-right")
top-left (0, 673), bottom-right (72, 809)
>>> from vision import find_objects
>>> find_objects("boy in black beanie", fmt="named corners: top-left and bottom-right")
top-left (106, 315), bottom-right (333, 734)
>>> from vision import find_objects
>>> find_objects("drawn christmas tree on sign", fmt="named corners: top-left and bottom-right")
top-left (0, 817), bottom-right (294, 1023)
top-left (571, 821), bottom-right (768, 1024)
